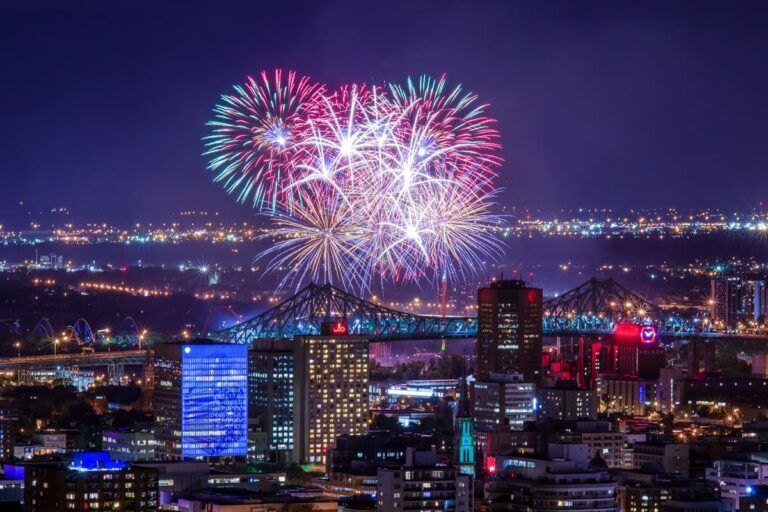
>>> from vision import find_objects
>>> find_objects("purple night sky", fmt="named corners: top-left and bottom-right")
top-left (2, 1), bottom-right (768, 224)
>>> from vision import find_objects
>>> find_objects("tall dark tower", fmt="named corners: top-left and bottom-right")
top-left (477, 279), bottom-right (543, 382)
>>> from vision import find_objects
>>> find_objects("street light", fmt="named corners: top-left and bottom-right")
top-left (14, 341), bottom-right (20, 358)
top-left (53, 338), bottom-right (60, 356)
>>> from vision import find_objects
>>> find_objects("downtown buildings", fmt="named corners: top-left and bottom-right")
top-left (248, 323), bottom-right (370, 465)
top-left (473, 279), bottom-right (542, 448)
top-left (711, 277), bottom-right (767, 328)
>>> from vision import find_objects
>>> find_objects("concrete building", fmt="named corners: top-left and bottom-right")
top-left (578, 431), bottom-right (629, 469)
top-left (630, 440), bottom-right (690, 476)
top-left (706, 453), bottom-right (768, 511)
top-left (102, 431), bottom-right (155, 462)
top-left (293, 325), bottom-right (369, 464)
top-left (476, 280), bottom-right (543, 383)
top-left (249, 339), bottom-right (295, 463)
top-left (473, 373), bottom-right (536, 431)
top-left (376, 448), bottom-right (472, 512)
top-left (0, 401), bottom-right (17, 461)
top-left (486, 443), bottom-right (617, 512)
top-left (24, 452), bottom-right (158, 512)
top-left (613, 470), bottom-right (722, 512)
top-left (602, 377), bottom-right (656, 416)
top-left (538, 383), bottom-right (599, 421)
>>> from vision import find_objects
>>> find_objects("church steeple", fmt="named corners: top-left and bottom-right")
top-left (455, 374), bottom-right (475, 476)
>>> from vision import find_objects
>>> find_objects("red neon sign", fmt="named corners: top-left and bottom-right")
top-left (321, 320), bottom-right (350, 336)
top-left (331, 321), bottom-right (348, 335)
top-left (640, 325), bottom-right (657, 344)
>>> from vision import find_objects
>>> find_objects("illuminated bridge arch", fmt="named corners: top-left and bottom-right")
top-left (543, 277), bottom-right (696, 335)
top-left (72, 318), bottom-right (96, 344)
top-left (215, 282), bottom-right (477, 344)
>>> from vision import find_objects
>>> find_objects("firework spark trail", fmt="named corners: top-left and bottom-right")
top-left (205, 70), bottom-right (504, 293)
top-left (204, 70), bottom-right (325, 210)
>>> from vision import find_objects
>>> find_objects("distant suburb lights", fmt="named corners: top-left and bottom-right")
top-left (204, 70), bottom-right (504, 293)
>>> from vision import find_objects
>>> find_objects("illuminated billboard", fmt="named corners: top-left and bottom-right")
top-left (181, 343), bottom-right (248, 457)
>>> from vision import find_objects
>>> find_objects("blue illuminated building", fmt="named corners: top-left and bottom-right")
top-left (154, 341), bottom-right (248, 459)
top-left (69, 451), bottom-right (126, 471)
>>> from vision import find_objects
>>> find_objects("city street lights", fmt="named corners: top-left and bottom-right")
top-left (53, 338), bottom-right (60, 356)
top-left (14, 341), bottom-right (20, 358)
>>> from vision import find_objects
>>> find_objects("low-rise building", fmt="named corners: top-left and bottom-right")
top-left (631, 440), bottom-right (690, 476)
top-left (376, 447), bottom-right (473, 512)
top-left (102, 430), bottom-right (155, 462)
top-left (24, 452), bottom-right (158, 512)
top-left (705, 452), bottom-right (768, 511)
top-left (538, 383), bottom-right (599, 421)
top-left (485, 443), bottom-right (617, 512)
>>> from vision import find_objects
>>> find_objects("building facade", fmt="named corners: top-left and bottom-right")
top-left (102, 431), bottom-right (155, 462)
top-left (293, 329), bottom-right (369, 464)
top-left (24, 452), bottom-right (158, 512)
top-left (154, 341), bottom-right (248, 460)
top-left (249, 339), bottom-right (295, 463)
top-left (376, 448), bottom-right (472, 512)
top-left (538, 385), bottom-right (599, 421)
top-left (477, 280), bottom-right (543, 383)
top-left (486, 447), bottom-right (617, 512)
top-left (473, 373), bottom-right (536, 431)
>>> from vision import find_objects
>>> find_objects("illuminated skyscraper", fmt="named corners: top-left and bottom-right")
top-left (293, 322), bottom-right (369, 464)
top-left (477, 280), bottom-right (543, 382)
top-left (248, 339), bottom-right (294, 463)
top-left (154, 341), bottom-right (248, 460)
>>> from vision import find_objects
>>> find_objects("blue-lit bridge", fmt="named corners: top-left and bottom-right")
top-left (214, 277), bottom-right (753, 344)
top-left (214, 283), bottom-right (478, 343)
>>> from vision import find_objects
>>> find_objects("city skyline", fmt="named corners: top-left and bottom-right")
top-left (3, 1), bottom-right (768, 225)
top-left (4, 4), bottom-right (768, 512)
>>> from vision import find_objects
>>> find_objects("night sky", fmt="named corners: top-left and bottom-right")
top-left (2, 1), bottom-right (768, 225)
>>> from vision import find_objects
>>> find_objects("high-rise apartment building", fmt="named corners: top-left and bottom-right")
top-left (248, 339), bottom-right (295, 463)
top-left (477, 280), bottom-right (543, 383)
top-left (711, 277), bottom-right (767, 327)
top-left (154, 341), bottom-right (248, 460)
top-left (293, 323), bottom-right (369, 464)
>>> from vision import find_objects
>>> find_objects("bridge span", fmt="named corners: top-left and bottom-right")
top-left (214, 277), bottom-right (768, 345)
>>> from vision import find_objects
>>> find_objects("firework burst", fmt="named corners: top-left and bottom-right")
top-left (204, 70), bottom-right (325, 210)
top-left (206, 71), bottom-right (504, 293)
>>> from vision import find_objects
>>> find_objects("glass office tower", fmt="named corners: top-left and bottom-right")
top-left (154, 341), bottom-right (248, 459)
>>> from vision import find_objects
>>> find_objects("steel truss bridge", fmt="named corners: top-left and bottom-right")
top-left (215, 277), bottom-right (746, 345)
top-left (214, 283), bottom-right (477, 343)
top-left (542, 276), bottom-right (699, 336)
